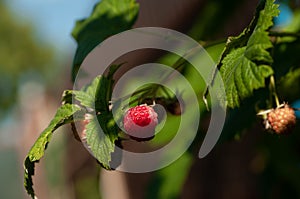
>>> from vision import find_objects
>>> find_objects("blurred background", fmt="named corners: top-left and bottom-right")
top-left (0, 0), bottom-right (98, 198)
top-left (0, 0), bottom-right (300, 199)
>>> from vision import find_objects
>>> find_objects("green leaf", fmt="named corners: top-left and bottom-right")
top-left (24, 157), bottom-right (35, 199)
top-left (24, 104), bottom-right (83, 198)
top-left (71, 0), bottom-right (139, 81)
top-left (221, 48), bottom-right (273, 107)
top-left (219, 0), bottom-right (279, 107)
top-left (73, 76), bottom-right (109, 112)
top-left (72, 64), bottom-right (124, 111)
top-left (85, 112), bottom-right (119, 169)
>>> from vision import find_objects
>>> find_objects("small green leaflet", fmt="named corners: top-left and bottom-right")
top-left (85, 113), bottom-right (119, 169)
top-left (206, 0), bottom-right (279, 108)
top-left (71, 0), bottom-right (139, 81)
top-left (24, 104), bottom-right (83, 199)
top-left (70, 74), bottom-right (120, 169)
top-left (72, 75), bottom-right (109, 112)
top-left (72, 64), bottom-right (122, 112)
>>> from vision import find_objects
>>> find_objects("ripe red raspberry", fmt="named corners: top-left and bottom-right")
top-left (123, 104), bottom-right (158, 141)
top-left (267, 104), bottom-right (296, 134)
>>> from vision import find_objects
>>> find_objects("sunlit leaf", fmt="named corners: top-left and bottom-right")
top-left (71, 0), bottom-right (139, 81)
top-left (219, 0), bottom-right (279, 107)
top-left (85, 113), bottom-right (119, 169)
top-left (24, 104), bottom-right (84, 198)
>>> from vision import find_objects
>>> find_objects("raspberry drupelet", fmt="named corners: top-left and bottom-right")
top-left (123, 105), bottom-right (158, 141)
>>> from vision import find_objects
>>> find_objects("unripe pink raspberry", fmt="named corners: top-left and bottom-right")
top-left (74, 113), bottom-right (91, 142)
top-left (267, 104), bottom-right (296, 134)
top-left (123, 104), bottom-right (158, 141)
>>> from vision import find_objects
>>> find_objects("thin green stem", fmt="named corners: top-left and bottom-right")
top-left (160, 86), bottom-right (172, 99)
top-left (199, 38), bottom-right (227, 48)
top-left (114, 39), bottom-right (227, 107)
top-left (269, 75), bottom-right (280, 107)
top-left (269, 31), bottom-right (300, 38)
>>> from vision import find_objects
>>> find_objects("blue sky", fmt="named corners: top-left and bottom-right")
top-left (5, 0), bottom-right (294, 53)
top-left (6, 0), bottom-right (99, 52)
top-left (0, 0), bottom-right (100, 146)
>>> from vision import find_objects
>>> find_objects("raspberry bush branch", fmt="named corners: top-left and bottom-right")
top-left (23, 67), bottom-right (122, 198)
top-left (22, 0), bottom-right (300, 198)
top-left (203, 0), bottom-right (279, 108)
top-left (24, 104), bottom-right (85, 198)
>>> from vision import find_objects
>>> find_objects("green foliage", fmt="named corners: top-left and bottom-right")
top-left (24, 104), bottom-right (83, 198)
top-left (221, 48), bottom-right (273, 107)
top-left (22, 0), bottom-right (300, 198)
top-left (27, 104), bottom-right (82, 162)
top-left (73, 76), bottom-right (109, 112)
top-left (86, 113), bottom-right (119, 169)
top-left (71, 0), bottom-right (139, 81)
top-left (217, 0), bottom-right (279, 107)
top-left (23, 62), bottom-right (123, 196)
top-left (71, 72), bottom-right (119, 170)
